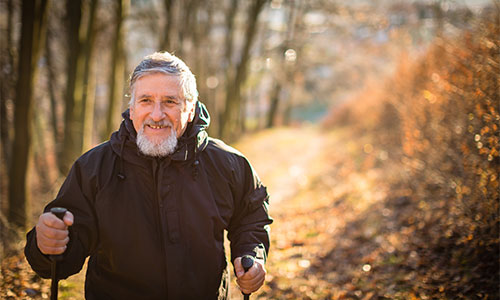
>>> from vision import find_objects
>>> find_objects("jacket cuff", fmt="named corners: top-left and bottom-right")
top-left (24, 228), bottom-right (52, 278)
top-left (231, 244), bottom-right (267, 264)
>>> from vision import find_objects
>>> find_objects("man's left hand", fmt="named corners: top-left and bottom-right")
top-left (234, 257), bottom-right (266, 294)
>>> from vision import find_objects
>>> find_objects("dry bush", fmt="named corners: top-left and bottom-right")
top-left (323, 12), bottom-right (499, 299)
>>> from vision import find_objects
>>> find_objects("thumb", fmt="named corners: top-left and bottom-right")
top-left (234, 257), bottom-right (245, 278)
top-left (63, 211), bottom-right (74, 226)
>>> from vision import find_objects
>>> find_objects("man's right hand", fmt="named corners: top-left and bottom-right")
top-left (36, 210), bottom-right (74, 255)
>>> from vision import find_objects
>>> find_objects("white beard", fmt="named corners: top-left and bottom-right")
top-left (136, 122), bottom-right (178, 157)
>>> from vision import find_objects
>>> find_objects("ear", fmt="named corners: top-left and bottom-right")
top-left (187, 101), bottom-right (196, 122)
top-left (129, 105), bottom-right (135, 120)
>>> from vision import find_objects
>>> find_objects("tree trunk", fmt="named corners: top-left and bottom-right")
top-left (274, 0), bottom-right (302, 128)
top-left (0, 0), bottom-right (16, 168)
top-left (103, 0), bottom-right (129, 141)
top-left (160, 0), bottom-right (174, 51)
top-left (81, 0), bottom-right (99, 151)
top-left (9, 0), bottom-right (49, 230)
top-left (267, 82), bottom-right (282, 128)
top-left (45, 18), bottom-right (64, 174)
top-left (33, 108), bottom-right (51, 190)
top-left (61, 0), bottom-right (83, 174)
top-left (221, 0), bottom-right (266, 140)
top-left (192, 1), bottom-right (215, 132)
top-left (61, 0), bottom-right (100, 172)
top-left (218, 0), bottom-right (238, 137)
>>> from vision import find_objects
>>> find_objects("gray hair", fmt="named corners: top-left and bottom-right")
top-left (128, 52), bottom-right (198, 106)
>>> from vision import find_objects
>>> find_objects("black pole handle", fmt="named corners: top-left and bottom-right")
top-left (50, 207), bottom-right (67, 220)
top-left (241, 255), bottom-right (254, 300)
top-left (50, 207), bottom-right (67, 300)
top-left (49, 207), bottom-right (68, 261)
top-left (241, 255), bottom-right (254, 272)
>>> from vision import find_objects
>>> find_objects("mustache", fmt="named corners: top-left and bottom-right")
top-left (143, 120), bottom-right (173, 127)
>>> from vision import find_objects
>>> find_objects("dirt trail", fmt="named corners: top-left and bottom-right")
top-left (230, 125), bottom-right (404, 299)
top-left (228, 125), bottom-right (335, 299)
top-left (234, 125), bottom-right (328, 206)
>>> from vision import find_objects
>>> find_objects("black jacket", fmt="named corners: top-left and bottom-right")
top-left (25, 102), bottom-right (272, 300)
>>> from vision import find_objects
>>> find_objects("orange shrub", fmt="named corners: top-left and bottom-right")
top-left (323, 12), bottom-right (499, 298)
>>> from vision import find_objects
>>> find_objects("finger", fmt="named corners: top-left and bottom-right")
top-left (63, 211), bottom-right (74, 226)
top-left (37, 233), bottom-right (69, 248)
top-left (241, 261), bottom-right (266, 280)
top-left (238, 275), bottom-right (265, 294)
top-left (38, 244), bottom-right (67, 255)
top-left (37, 225), bottom-right (69, 240)
top-left (237, 272), bottom-right (265, 289)
top-left (238, 279), bottom-right (264, 294)
top-left (237, 263), bottom-right (266, 292)
top-left (42, 213), bottom-right (67, 230)
top-left (234, 257), bottom-right (245, 278)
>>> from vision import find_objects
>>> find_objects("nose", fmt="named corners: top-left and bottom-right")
top-left (150, 101), bottom-right (164, 121)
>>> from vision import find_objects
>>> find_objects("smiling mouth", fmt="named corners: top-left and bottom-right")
top-left (147, 124), bottom-right (166, 129)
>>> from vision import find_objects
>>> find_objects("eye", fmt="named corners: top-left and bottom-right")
top-left (139, 98), bottom-right (151, 104)
top-left (163, 98), bottom-right (178, 105)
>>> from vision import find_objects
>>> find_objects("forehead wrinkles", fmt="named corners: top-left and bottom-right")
top-left (132, 74), bottom-right (184, 99)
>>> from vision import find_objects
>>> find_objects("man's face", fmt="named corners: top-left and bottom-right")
top-left (130, 73), bottom-right (195, 147)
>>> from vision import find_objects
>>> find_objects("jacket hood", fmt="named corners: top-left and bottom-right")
top-left (110, 101), bottom-right (211, 178)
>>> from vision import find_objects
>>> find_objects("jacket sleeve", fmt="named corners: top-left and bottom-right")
top-left (227, 156), bottom-right (273, 264)
top-left (25, 156), bottom-right (100, 280)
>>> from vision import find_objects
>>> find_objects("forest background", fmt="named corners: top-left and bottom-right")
top-left (0, 0), bottom-right (498, 299)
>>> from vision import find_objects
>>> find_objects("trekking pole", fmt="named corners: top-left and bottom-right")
top-left (241, 255), bottom-right (255, 300)
top-left (49, 207), bottom-right (67, 300)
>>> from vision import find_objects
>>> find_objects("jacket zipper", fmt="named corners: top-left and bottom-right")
top-left (152, 159), bottom-right (168, 295)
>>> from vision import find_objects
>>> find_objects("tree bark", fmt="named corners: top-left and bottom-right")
top-left (45, 19), bottom-right (64, 174)
top-left (0, 0), bottom-right (16, 168)
top-left (160, 0), bottom-right (174, 51)
top-left (218, 0), bottom-right (238, 138)
top-left (103, 0), bottom-right (129, 141)
top-left (9, 0), bottom-right (49, 230)
top-left (61, 0), bottom-right (100, 172)
top-left (33, 108), bottom-right (51, 190)
top-left (61, 0), bottom-right (83, 174)
top-left (81, 0), bottom-right (99, 151)
top-left (271, 0), bottom-right (302, 128)
top-left (192, 1), bottom-right (215, 132)
top-left (267, 81), bottom-right (282, 128)
top-left (221, 0), bottom-right (266, 140)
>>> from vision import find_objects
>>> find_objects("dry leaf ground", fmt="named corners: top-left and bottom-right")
top-left (2, 123), bottom-right (497, 299)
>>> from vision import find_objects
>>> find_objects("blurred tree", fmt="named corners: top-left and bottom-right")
top-left (81, 0), bottom-right (99, 152)
top-left (267, 80), bottom-right (281, 128)
top-left (267, 0), bottom-right (302, 128)
top-left (176, 0), bottom-right (197, 58)
top-left (159, 0), bottom-right (175, 51)
top-left (61, 0), bottom-right (83, 174)
top-left (9, 0), bottom-right (49, 230)
top-left (102, 0), bottom-right (129, 142)
top-left (219, 0), bottom-right (238, 136)
top-left (190, 1), bottom-right (214, 129)
top-left (0, 0), bottom-right (15, 169)
top-left (220, 0), bottom-right (267, 140)
top-left (45, 21), bottom-right (62, 171)
top-left (61, 0), bottom-right (100, 174)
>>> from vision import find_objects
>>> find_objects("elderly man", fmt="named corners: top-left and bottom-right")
top-left (25, 52), bottom-right (272, 299)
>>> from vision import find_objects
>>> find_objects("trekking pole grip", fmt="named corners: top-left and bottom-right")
top-left (50, 207), bottom-right (68, 260)
top-left (50, 207), bottom-right (67, 300)
top-left (241, 255), bottom-right (254, 300)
